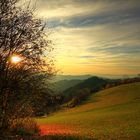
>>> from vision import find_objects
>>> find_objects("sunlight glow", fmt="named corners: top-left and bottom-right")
top-left (11, 55), bottom-right (22, 64)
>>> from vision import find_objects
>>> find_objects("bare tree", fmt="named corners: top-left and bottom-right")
top-left (0, 0), bottom-right (54, 131)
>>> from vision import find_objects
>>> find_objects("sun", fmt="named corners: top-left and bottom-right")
top-left (11, 55), bottom-right (22, 64)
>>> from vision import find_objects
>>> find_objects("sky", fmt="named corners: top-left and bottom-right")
top-left (33, 0), bottom-right (140, 75)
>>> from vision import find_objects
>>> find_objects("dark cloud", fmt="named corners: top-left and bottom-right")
top-left (46, 4), bottom-right (140, 28)
top-left (78, 55), bottom-right (95, 58)
top-left (88, 45), bottom-right (140, 55)
top-left (40, 0), bottom-right (140, 8)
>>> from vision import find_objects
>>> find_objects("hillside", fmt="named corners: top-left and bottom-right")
top-left (62, 76), bottom-right (115, 103)
top-left (51, 79), bottom-right (83, 92)
top-left (37, 82), bottom-right (140, 139)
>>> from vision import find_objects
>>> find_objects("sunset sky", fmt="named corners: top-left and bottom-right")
top-left (33, 0), bottom-right (140, 75)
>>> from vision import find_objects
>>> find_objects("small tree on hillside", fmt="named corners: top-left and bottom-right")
top-left (0, 0), bottom-right (54, 131)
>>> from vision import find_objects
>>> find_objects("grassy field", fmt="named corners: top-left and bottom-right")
top-left (36, 82), bottom-right (140, 140)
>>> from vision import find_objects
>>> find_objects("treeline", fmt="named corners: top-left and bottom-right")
top-left (103, 77), bottom-right (140, 89)
top-left (33, 91), bottom-right (63, 116)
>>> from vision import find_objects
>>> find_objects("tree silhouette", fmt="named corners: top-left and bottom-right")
top-left (0, 0), bottom-right (54, 131)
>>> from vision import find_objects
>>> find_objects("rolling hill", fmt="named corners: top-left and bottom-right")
top-left (51, 79), bottom-right (83, 93)
top-left (62, 76), bottom-right (117, 103)
top-left (37, 82), bottom-right (140, 139)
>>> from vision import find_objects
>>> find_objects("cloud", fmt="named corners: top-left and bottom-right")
top-left (36, 0), bottom-right (140, 19)
top-left (35, 0), bottom-right (140, 75)
top-left (88, 45), bottom-right (140, 55)
top-left (45, 3), bottom-right (140, 28)
top-left (78, 55), bottom-right (95, 58)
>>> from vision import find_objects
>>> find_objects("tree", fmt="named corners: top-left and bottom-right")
top-left (0, 0), bottom-right (54, 132)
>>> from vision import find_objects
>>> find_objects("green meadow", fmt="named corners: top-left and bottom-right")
top-left (37, 82), bottom-right (140, 139)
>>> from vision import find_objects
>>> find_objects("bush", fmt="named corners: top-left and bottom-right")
top-left (10, 118), bottom-right (40, 136)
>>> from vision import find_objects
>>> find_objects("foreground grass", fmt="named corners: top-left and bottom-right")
top-left (36, 82), bottom-right (140, 140)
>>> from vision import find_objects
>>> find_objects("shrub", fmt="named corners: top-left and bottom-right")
top-left (10, 118), bottom-right (40, 136)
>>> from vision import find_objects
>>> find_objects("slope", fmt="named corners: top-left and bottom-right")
top-left (51, 79), bottom-right (83, 93)
top-left (62, 76), bottom-right (116, 104)
top-left (37, 82), bottom-right (140, 139)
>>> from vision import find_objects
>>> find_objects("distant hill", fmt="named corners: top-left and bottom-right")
top-left (62, 76), bottom-right (140, 106)
top-left (37, 82), bottom-right (140, 139)
top-left (51, 75), bottom-right (92, 82)
top-left (63, 76), bottom-right (113, 101)
top-left (51, 79), bottom-right (83, 92)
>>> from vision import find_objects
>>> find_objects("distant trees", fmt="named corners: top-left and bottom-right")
top-left (0, 0), bottom-right (54, 133)
top-left (66, 88), bottom-right (90, 108)
top-left (33, 93), bottom-right (64, 116)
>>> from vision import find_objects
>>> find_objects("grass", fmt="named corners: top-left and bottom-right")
top-left (36, 82), bottom-right (140, 139)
